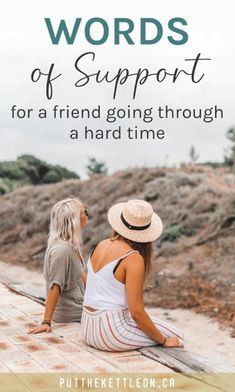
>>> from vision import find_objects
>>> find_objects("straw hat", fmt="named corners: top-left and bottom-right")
top-left (107, 199), bottom-right (163, 243)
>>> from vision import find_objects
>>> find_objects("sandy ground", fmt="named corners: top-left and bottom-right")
top-left (0, 260), bottom-right (234, 370)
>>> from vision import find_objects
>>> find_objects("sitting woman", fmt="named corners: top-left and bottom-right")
top-left (81, 199), bottom-right (184, 351)
top-left (28, 196), bottom-right (88, 334)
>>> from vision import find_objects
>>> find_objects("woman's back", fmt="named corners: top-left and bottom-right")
top-left (83, 239), bottom-right (139, 310)
top-left (90, 238), bottom-right (132, 271)
top-left (82, 199), bottom-right (184, 351)
top-left (44, 239), bottom-right (85, 322)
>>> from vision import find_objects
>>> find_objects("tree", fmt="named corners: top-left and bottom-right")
top-left (86, 157), bottom-right (108, 177)
top-left (224, 127), bottom-right (235, 168)
top-left (17, 155), bottom-right (79, 184)
top-left (0, 155), bottom-right (80, 195)
top-left (189, 145), bottom-right (199, 163)
top-left (17, 155), bottom-right (50, 184)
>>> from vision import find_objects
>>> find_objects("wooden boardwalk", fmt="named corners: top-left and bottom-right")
top-left (0, 283), bottom-right (171, 373)
top-left (0, 282), bottom-right (234, 392)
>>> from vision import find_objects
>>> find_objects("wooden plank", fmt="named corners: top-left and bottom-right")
top-left (139, 347), bottom-right (232, 391)
top-left (139, 346), bottom-right (225, 373)
top-left (4, 283), bottom-right (45, 305)
top-left (3, 281), bottom-right (232, 385)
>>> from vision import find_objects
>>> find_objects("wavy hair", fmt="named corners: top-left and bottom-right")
top-left (48, 197), bottom-right (84, 258)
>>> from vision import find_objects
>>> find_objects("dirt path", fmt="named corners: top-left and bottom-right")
top-left (0, 260), bottom-right (234, 370)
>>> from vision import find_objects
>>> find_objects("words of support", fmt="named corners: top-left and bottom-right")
top-left (31, 52), bottom-right (211, 100)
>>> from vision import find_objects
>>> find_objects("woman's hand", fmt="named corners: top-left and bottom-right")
top-left (163, 336), bottom-right (183, 348)
top-left (28, 284), bottom-right (59, 335)
top-left (28, 324), bottom-right (51, 334)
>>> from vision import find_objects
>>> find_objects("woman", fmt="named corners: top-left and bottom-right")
top-left (28, 196), bottom-right (88, 334)
top-left (82, 199), bottom-right (184, 351)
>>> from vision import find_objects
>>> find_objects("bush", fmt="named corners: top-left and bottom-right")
top-left (161, 224), bottom-right (195, 242)
top-left (189, 145), bottom-right (199, 163)
top-left (86, 157), bottom-right (108, 177)
top-left (52, 165), bottom-right (79, 180)
top-left (166, 172), bottom-right (203, 187)
top-left (21, 207), bottom-right (34, 224)
top-left (0, 179), bottom-right (10, 194)
top-left (17, 155), bottom-right (49, 184)
top-left (224, 127), bottom-right (235, 168)
top-left (0, 161), bottom-right (25, 180)
top-left (0, 155), bottom-right (80, 194)
top-left (201, 162), bottom-right (224, 168)
top-left (42, 169), bottom-right (62, 183)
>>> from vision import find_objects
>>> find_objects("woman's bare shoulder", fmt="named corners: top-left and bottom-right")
top-left (97, 237), bottom-right (129, 248)
top-left (124, 252), bottom-right (145, 277)
top-left (125, 251), bottom-right (144, 263)
top-left (95, 237), bottom-right (134, 259)
top-left (98, 238), bottom-right (111, 245)
top-left (94, 238), bottom-right (111, 250)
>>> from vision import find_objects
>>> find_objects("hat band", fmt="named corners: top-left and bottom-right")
top-left (121, 213), bottom-right (151, 231)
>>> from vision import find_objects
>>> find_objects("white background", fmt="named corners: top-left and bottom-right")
top-left (1, 0), bottom-right (235, 177)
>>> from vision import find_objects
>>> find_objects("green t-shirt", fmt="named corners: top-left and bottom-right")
top-left (43, 240), bottom-right (85, 322)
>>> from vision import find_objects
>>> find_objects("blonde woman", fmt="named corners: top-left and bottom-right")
top-left (82, 199), bottom-right (184, 351)
top-left (28, 196), bottom-right (88, 334)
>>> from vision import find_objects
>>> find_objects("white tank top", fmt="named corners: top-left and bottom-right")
top-left (83, 250), bottom-right (139, 310)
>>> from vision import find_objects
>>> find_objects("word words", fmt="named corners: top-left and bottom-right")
top-left (45, 17), bottom-right (188, 46)
top-left (70, 126), bottom-right (165, 140)
top-left (30, 52), bottom-right (211, 100)
top-left (52, 104), bottom-right (153, 123)
top-left (156, 105), bottom-right (223, 123)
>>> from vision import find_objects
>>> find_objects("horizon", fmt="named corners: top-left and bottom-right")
top-left (0, 149), bottom-right (227, 182)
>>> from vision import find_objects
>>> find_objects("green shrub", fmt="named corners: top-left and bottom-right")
top-left (53, 165), bottom-right (79, 179)
top-left (201, 162), bottom-right (224, 168)
top-left (0, 161), bottom-right (25, 180)
top-left (17, 155), bottom-right (49, 184)
top-left (86, 157), bottom-right (108, 177)
top-left (0, 155), bottom-right (80, 194)
top-left (161, 224), bottom-right (195, 242)
top-left (17, 154), bottom-right (42, 165)
top-left (0, 178), bottom-right (10, 194)
top-left (224, 127), bottom-right (235, 168)
top-left (42, 169), bottom-right (62, 183)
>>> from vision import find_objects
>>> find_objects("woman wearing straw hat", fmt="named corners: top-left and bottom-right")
top-left (28, 196), bottom-right (88, 334)
top-left (81, 199), bottom-right (184, 351)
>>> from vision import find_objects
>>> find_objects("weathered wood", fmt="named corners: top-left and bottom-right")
top-left (139, 347), bottom-right (233, 391)
top-left (139, 346), bottom-right (226, 373)
top-left (4, 282), bottom-right (45, 305)
top-left (3, 281), bottom-right (232, 386)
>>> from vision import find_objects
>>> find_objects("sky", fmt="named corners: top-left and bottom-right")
top-left (1, 0), bottom-right (235, 177)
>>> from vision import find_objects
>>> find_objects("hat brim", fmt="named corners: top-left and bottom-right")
top-left (107, 203), bottom-right (163, 243)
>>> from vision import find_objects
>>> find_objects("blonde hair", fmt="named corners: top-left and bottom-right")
top-left (48, 197), bottom-right (84, 258)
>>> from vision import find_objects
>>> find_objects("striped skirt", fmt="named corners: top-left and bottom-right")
top-left (81, 308), bottom-right (184, 352)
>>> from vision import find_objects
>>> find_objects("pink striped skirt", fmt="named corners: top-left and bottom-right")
top-left (81, 308), bottom-right (184, 352)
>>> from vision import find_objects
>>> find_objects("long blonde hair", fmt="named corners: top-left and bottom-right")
top-left (48, 197), bottom-right (84, 258)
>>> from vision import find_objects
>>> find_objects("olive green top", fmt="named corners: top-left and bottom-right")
top-left (43, 240), bottom-right (85, 322)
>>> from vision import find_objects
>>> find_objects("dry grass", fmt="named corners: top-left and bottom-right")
top-left (0, 164), bottom-right (234, 331)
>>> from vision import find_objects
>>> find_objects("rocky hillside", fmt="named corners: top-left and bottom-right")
top-left (0, 164), bottom-right (234, 332)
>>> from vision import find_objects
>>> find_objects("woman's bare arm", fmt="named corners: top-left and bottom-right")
top-left (125, 254), bottom-right (182, 347)
top-left (28, 284), bottom-right (60, 334)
